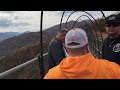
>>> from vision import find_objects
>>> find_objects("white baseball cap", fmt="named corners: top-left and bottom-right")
top-left (65, 28), bottom-right (88, 49)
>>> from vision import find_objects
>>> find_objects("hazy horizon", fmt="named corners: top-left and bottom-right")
top-left (0, 11), bottom-right (117, 33)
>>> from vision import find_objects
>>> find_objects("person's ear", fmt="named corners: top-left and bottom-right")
top-left (85, 44), bottom-right (88, 50)
top-left (64, 45), bottom-right (67, 49)
top-left (64, 45), bottom-right (68, 51)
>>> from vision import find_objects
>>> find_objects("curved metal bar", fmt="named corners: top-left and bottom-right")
top-left (82, 21), bottom-right (96, 56)
top-left (65, 11), bottom-right (79, 28)
top-left (64, 11), bottom-right (104, 58)
top-left (83, 11), bottom-right (104, 42)
top-left (39, 11), bottom-right (44, 79)
top-left (101, 11), bottom-right (106, 19)
top-left (84, 21), bottom-right (97, 57)
top-left (76, 15), bottom-right (97, 32)
top-left (50, 11), bottom-right (106, 60)
top-left (72, 15), bottom-right (94, 28)
top-left (76, 16), bottom-right (98, 57)
top-left (65, 11), bottom-right (104, 41)
top-left (59, 11), bottom-right (65, 30)
top-left (83, 11), bottom-right (105, 58)
top-left (82, 21), bottom-right (97, 57)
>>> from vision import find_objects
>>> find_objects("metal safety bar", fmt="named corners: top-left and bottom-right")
top-left (0, 53), bottom-right (48, 79)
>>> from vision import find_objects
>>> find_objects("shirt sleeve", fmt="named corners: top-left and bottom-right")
top-left (111, 63), bottom-right (120, 79)
top-left (51, 43), bottom-right (65, 65)
top-left (102, 42), bottom-right (105, 59)
top-left (44, 71), bottom-right (51, 79)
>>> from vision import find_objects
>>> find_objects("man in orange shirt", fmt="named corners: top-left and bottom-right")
top-left (44, 28), bottom-right (120, 79)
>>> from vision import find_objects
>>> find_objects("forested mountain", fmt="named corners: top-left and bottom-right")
top-left (0, 32), bottom-right (21, 42)
top-left (0, 11), bottom-right (119, 78)
top-left (0, 32), bottom-right (40, 57)
top-left (0, 20), bottom-right (87, 58)
top-left (0, 20), bottom-right (86, 76)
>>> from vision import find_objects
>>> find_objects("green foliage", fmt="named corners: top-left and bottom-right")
top-left (0, 20), bottom-right (82, 78)
top-left (0, 30), bottom-right (55, 78)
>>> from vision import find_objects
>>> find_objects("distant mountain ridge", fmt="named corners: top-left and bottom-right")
top-left (0, 20), bottom-right (89, 57)
top-left (0, 32), bottom-right (40, 57)
top-left (0, 32), bottom-right (21, 42)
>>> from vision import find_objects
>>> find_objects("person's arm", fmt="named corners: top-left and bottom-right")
top-left (44, 70), bottom-right (52, 79)
top-left (51, 43), bottom-right (65, 65)
top-left (109, 63), bottom-right (120, 79)
top-left (102, 38), bottom-right (109, 59)
top-left (102, 43), bottom-right (105, 59)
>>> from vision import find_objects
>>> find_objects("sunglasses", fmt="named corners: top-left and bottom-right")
top-left (105, 23), bottom-right (120, 27)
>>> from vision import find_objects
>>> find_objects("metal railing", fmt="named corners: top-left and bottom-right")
top-left (0, 53), bottom-right (48, 79)
top-left (0, 11), bottom-right (107, 79)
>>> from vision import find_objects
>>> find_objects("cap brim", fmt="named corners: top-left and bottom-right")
top-left (105, 20), bottom-right (120, 24)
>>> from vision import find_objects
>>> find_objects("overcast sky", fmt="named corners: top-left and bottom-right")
top-left (0, 11), bottom-right (117, 33)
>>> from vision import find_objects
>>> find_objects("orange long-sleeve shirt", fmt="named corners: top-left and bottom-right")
top-left (44, 53), bottom-right (120, 79)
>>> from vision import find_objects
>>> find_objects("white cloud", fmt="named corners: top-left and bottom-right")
top-left (0, 11), bottom-right (117, 32)
top-left (42, 11), bottom-right (117, 30)
top-left (0, 11), bottom-right (40, 33)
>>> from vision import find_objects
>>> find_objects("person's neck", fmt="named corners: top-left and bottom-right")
top-left (70, 52), bottom-right (87, 57)
top-left (55, 37), bottom-right (62, 42)
top-left (109, 34), bottom-right (119, 39)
